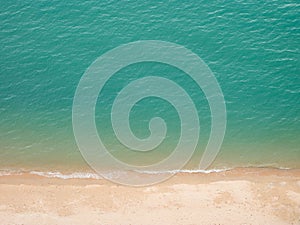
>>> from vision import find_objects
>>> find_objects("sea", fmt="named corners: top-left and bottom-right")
top-left (0, 1), bottom-right (299, 180)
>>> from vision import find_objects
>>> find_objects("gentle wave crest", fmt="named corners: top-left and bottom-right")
top-left (0, 166), bottom-right (292, 180)
top-left (0, 169), bottom-right (230, 180)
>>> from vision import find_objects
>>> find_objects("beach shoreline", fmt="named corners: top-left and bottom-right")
top-left (0, 168), bottom-right (299, 225)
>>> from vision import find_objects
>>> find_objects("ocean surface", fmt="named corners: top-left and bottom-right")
top-left (0, 1), bottom-right (299, 178)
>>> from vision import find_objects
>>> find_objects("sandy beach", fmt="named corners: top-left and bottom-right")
top-left (0, 168), bottom-right (299, 225)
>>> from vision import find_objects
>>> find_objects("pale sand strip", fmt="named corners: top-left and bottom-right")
top-left (0, 168), bottom-right (299, 225)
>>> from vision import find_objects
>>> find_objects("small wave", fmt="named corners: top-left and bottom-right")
top-left (0, 168), bottom-right (229, 179)
top-left (0, 169), bottom-right (103, 179)
top-left (134, 168), bottom-right (230, 175)
top-left (0, 165), bottom-right (295, 180)
top-left (0, 169), bottom-right (23, 176)
top-left (29, 171), bottom-right (103, 179)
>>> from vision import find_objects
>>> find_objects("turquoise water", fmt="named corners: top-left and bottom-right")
top-left (0, 1), bottom-right (299, 174)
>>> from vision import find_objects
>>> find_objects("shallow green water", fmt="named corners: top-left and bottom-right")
top-left (0, 1), bottom-right (299, 174)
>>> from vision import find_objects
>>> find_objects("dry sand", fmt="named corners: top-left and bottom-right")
top-left (0, 168), bottom-right (299, 225)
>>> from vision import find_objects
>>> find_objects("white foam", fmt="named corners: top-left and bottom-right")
top-left (0, 165), bottom-right (296, 180)
top-left (0, 168), bottom-right (229, 179)
top-left (0, 169), bottom-right (23, 176)
top-left (29, 171), bottom-right (103, 179)
top-left (134, 168), bottom-right (230, 175)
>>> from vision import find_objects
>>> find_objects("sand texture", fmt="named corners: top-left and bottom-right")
top-left (0, 168), bottom-right (299, 225)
